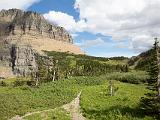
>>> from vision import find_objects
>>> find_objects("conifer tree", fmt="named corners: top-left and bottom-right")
top-left (141, 38), bottom-right (160, 117)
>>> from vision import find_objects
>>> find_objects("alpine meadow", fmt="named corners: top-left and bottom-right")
top-left (0, 0), bottom-right (160, 120)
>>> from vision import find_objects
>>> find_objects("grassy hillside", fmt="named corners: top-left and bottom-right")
top-left (45, 51), bottom-right (110, 62)
top-left (128, 49), bottom-right (153, 71)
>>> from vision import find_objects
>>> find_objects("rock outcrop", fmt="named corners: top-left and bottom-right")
top-left (0, 9), bottom-right (84, 78)
top-left (0, 42), bottom-right (13, 78)
top-left (11, 44), bottom-right (38, 77)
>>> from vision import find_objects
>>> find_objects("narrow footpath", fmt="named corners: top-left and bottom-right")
top-left (62, 92), bottom-right (85, 120)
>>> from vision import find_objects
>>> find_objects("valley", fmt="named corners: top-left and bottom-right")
top-left (0, 8), bottom-right (160, 120)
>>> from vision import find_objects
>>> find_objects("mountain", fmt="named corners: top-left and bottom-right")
top-left (0, 9), bottom-right (83, 78)
top-left (128, 49), bottom-right (154, 71)
top-left (0, 9), bottom-right (83, 54)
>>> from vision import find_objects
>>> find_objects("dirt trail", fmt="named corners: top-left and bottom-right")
top-left (62, 92), bottom-right (85, 120)
top-left (10, 109), bottom-right (55, 120)
top-left (10, 92), bottom-right (85, 120)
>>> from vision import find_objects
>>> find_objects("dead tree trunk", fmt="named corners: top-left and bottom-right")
top-left (35, 72), bottom-right (39, 86)
top-left (52, 70), bottom-right (56, 81)
top-left (108, 80), bottom-right (114, 96)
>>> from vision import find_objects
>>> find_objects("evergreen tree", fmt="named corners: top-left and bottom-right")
top-left (141, 38), bottom-right (160, 118)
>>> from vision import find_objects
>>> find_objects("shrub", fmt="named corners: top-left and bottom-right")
top-left (0, 81), bottom-right (7, 87)
top-left (105, 71), bottom-right (149, 84)
top-left (13, 80), bottom-right (27, 87)
top-left (74, 76), bottom-right (104, 86)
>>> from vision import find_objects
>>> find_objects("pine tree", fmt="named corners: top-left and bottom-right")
top-left (147, 39), bottom-right (158, 91)
top-left (141, 38), bottom-right (160, 118)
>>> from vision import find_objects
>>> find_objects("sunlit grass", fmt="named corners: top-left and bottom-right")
top-left (24, 108), bottom-right (71, 120)
top-left (0, 79), bottom-right (79, 120)
top-left (80, 81), bottom-right (153, 120)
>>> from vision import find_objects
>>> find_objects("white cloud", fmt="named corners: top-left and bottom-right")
top-left (0, 0), bottom-right (40, 10)
top-left (43, 11), bottom-right (87, 32)
top-left (75, 38), bottom-right (105, 48)
top-left (74, 0), bottom-right (160, 52)
top-left (43, 0), bottom-right (160, 53)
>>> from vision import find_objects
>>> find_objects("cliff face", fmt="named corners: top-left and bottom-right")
top-left (0, 41), bottom-right (38, 78)
top-left (11, 45), bottom-right (38, 77)
top-left (0, 42), bottom-right (13, 78)
top-left (0, 9), bottom-right (73, 43)
top-left (0, 9), bottom-right (83, 78)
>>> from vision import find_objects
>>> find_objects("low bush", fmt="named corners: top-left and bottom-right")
top-left (0, 81), bottom-right (7, 87)
top-left (74, 76), bottom-right (105, 86)
top-left (13, 80), bottom-right (27, 87)
top-left (105, 71), bottom-right (149, 84)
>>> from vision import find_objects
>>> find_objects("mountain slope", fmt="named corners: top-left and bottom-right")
top-left (128, 49), bottom-right (154, 70)
top-left (0, 9), bottom-right (83, 78)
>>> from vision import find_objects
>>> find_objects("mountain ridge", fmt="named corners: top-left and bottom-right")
top-left (0, 8), bottom-right (73, 43)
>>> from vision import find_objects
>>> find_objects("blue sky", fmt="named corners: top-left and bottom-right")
top-left (28, 0), bottom-right (136, 57)
top-left (29, 0), bottom-right (78, 17)
top-left (0, 0), bottom-right (159, 57)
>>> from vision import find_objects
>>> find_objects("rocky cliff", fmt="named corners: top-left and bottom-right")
top-left (0, 9), bottom-right (73, 43)
top-left (0, 9), bottom-right (83, 78)
top-left (11, 44), bottom-right (38, 77)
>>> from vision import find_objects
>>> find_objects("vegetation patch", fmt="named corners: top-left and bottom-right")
top-left (0, 79), bottom-right (79, 120)
top-left (80, 82), bottom-right (153, 120)
top-left (24, 108), bottom-right (71, 120)
top-left (105, 71), bottom-right (149, 84)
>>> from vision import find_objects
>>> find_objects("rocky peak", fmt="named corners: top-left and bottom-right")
top-left (0, 9), bottom-right (73, 43)
top-left (0, 8), bottom-right (52, 27)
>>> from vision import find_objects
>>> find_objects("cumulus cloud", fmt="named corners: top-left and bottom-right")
top-left (44, 0), bottom-right (160, 53)
top-left (0, 0), bottom-right (40, 10)
top-left (75, 38), bottom-right (105, 48)
top-left (74, 0), bottom-right (160, 52)
top-left (43, 11), bottom-right (87, 32)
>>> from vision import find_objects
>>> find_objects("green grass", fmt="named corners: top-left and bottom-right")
top-left (24, 108), bottom-right (71, 120)
top-left (0, 72), bottom-right (155, 120)
top-left (0, 79), bottom-right (79, 120)
top-left (80, 81), bottom-right (153, 120)
top-left (1, 77), bottom-right (30, 86)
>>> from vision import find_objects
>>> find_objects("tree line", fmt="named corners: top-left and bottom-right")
top-left (32, 53), bottom-right (129, 85)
